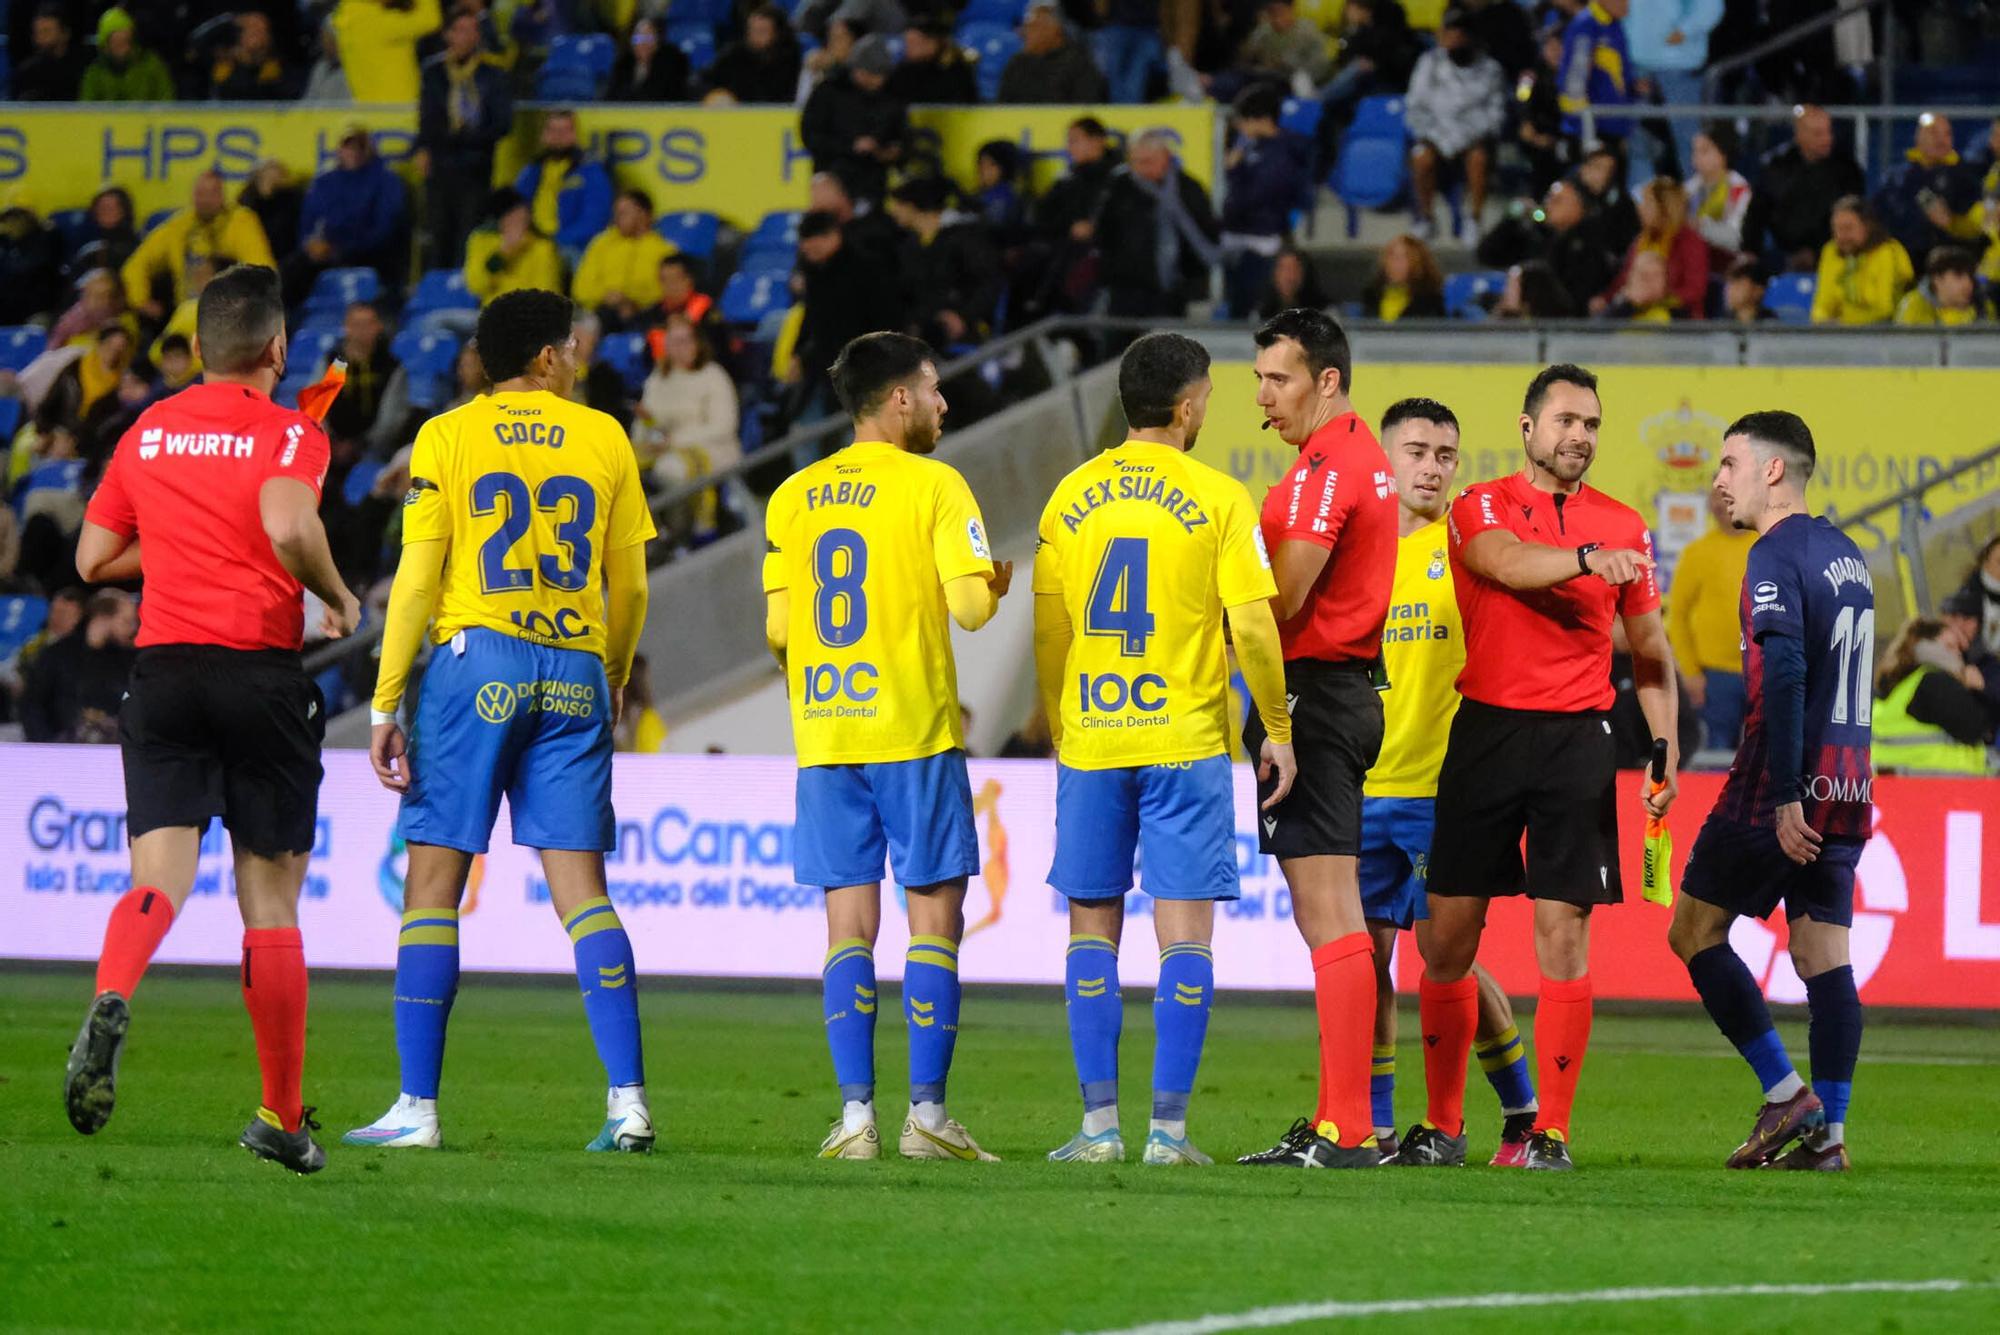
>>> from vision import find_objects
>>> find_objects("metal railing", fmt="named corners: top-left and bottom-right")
top-left (1574, 101), bottom-right (2000, 184)
top-left (1702, 0), bottom-right (1897, 105)
top-left (1840, 437), bottom-right (2000, 619)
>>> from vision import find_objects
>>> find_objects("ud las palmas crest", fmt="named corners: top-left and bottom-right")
top-left (1640, 400), bottom-right (1728, 593)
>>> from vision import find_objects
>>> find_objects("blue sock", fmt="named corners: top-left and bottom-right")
top-left (1805, 964), bottom-right (1862, 1127)
top-left (1152, 942), bottom-right (1214, 1123)
top-left (1370, 1044), bottom-right (1396, 1131)
top-left (904, 935), bottom-right (961, 1106)
top-left (393, 907), bottom-right (460, 1099)
top-left (1688, 943), bottom-right (1797, 1096)
top-left (822, 938), bottom-right (877, 1103)
top-left (1475, 1024), bottom-right (1538, 1113)
top-left (564, 897), bottom-right (644, 1088)
top-left (1065, 934), bottom-right (1122, 1114)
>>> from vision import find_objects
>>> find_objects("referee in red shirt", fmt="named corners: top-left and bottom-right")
top-left (1235, 310), bottom-right (1398, 1169)
top-left (63, 264), bottom-right (360, 1175)
top-left (1406, 364), bottom-right (1679, 1172)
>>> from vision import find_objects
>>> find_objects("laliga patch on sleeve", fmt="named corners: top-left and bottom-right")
top-left (404, 476), bottom-right (440, 507)
top-left (1253, 527), bottom-right (1271, 568)
top-left (968, 518), bottom-right (991, 560)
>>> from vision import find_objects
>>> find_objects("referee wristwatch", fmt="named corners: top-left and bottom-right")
top-left (1575, 542), bottom-right (1601, 577)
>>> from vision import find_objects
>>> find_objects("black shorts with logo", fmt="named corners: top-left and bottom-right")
top-left (1427, 698), bottom-right (1622, 906)
top-left (1242, 658), bottom-right (1384, 859)
top-left (119, 645), bottom-right (326, 858)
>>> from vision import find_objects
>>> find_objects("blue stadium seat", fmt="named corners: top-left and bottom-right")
top-left (1767, 272), bottom-right (1816, 323)
top-left (535, 63), bottom-right (602, 100)
top-left (669, 0), bottom-right (735, 24)
top-left (735, 246), bottom-right (795, 277)
top-left (1280, 96), bottom-right (1323, 142)
top-left (956, 20), bottom-right (1014, 50)
top-left (390, 327), bottom-right (461, 411)
top-left (744, 209), bottom-right (802, 254)
top-left (1350, 95), bottom-right (1407, 138)
top-left (1333, 138), bottom-right (1408, 235)
top-left (405, 268), bottom-right (479, 322)
top-left (969, 31), bottom-right (1022, 100)
top-left (0, 396), bottom-right (21, 445)
top-left (143, 207), bottom-right (178, 235)
top-left (655, 210), bottom-right (721, 258)
top-left (671, 25), bottom-right (718, 73)
top-left (303, 266), bottom-right (381, 316)
top-left (288, 324), bottom-right (341, 374)
top-left (719, 270), bottom-right (794, 325)
top-left (546, 32), bottom-right (616, 79)
top-left (958, 0), bottom-right (1027, 24)
top-left (343, 459), bottom-right (385, 509)
top-left (0, 325), bottom-right (47, 371)
top-left (1443, 270), bottom-right (1506, 318)
top-left (596, 330), bottom-right (654, 394)
top-left (0, 594), bottom-right (50, 662)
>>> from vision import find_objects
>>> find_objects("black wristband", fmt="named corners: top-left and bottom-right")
top-left (1576, 542), bottom-right (1600, 576)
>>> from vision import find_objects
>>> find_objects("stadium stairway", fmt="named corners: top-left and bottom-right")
top-left (320, 356), bottom-right (1127, 751)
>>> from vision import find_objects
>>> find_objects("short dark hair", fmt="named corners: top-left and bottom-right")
top-left (1069, 115), bottom-right (1108, 139)
top-left (1522, 362), bottom-right (1599, 419)
top-left (659, 252), bottom-right (697, 279)
top-left (1727, 409), bottom-right (1816, 483)
top-left (474, 288), bottom-right (575, 383)
top-left (831, 331), bottom-right (934, 419)
top-left (799, 209), bottom-right (842, 240)
top-left (1233, 83), bottom-right (1283, 123)
top-left (1380, 396), bottom-right (1459, 438)
top-left (347, 299), bottom-right (382, 320)
top-left (1253, 307), bottom-right (1352, 395)
top-left (1726, 254), bottom-right (1768, 284)
top-left (158, 332), bottom-right (192, 358)
top-left (195, 263), bottom-right (284, 375)
top-left (889, 177), bottom-right (949, 214)
top-left (1927, 245), bottom-right (1978, 279)
top-left (618, 187), bottom-right (654, 214)
top-left (1119, 332), bottom-right (1211, 429)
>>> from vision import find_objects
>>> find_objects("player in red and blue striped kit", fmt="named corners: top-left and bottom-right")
top-left (1668, 411), bottom-right (1874, 1172)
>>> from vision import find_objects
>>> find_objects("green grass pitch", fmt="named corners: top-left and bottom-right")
top-left (3, 969), bottom-right (1997, 1333)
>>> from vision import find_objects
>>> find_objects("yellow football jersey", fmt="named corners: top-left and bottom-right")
top-left (1033, 441), bottom-right (1276, 770)
top-left (762, 440), bottom-right (994, 767)
top-left (402, 389), bottom-right (656, 660)
top-left (1364, 518), bottom-right (1464, 798)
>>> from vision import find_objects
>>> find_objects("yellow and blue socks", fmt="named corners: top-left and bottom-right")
top-left (1370, 1044), bottom-right (1397, 1138)
top-left (823, 938), bottom-right (877, 1129)
top-left (1151, 942), bottom-right (1213, 1139)
top-left (564, 897), bottom-right (645, 1091)
top-left (1688, 943), bottom-right (1804, 1101)
top-left (1805, 964), bottom-right (1861, 1146)
top-left (1475, 1024), bottom-right (1539, 1115)
top-left (393, 906), bottom-right (460, 1100)
top-left (904, 935), bottom-right (961, 1129)
top-left (1065, 934), bottom-right (1122, 1135)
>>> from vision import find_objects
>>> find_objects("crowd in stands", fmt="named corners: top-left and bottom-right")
top-left (3, 0), bottom-right (2000, 735)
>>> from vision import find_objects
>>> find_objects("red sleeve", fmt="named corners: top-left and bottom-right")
top-left (1273, 456), bottom-right (1351, 551)
top-left (1447, 485), bottom-right (1508, 552)
top-left (84, 443), bottom-right (136, 538)
top-left (272, 414), bottom-right (332, 498)
top-left (1617, 522), bottom-right (1663, 616)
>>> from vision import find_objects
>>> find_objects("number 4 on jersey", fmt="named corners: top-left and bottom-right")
top-left (1085, 537), bottom-right (1155, 657)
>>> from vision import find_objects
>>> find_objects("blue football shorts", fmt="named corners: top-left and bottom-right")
top-left (400, 627), bottom-right (615, 854)
top-left (793, 749), bottom-right (980, 889)
top-left (1681, 814), bottom-right (1865, 927)
top-left (1048, 755), bottom-right (1239, 902)
top-left (1358, 795), bottom-right (1435, 930)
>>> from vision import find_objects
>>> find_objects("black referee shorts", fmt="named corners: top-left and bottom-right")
top-left (118, 645), bottom-right (326, 858)
top-left (1242, 658), bottom-right (1384, 859)
top-left (1427, 698), bottom-right (1622, 906)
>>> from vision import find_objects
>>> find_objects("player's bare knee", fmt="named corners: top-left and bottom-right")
top-left (906, 879), bottom-right (968, 941)
top-left (1786, 917), bottom-right (1849, 979)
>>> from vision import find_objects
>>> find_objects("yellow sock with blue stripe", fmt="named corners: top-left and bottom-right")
top-left (564, 897), bottom-right (644, 1089)
top-left (823, 938), bottom-right (877, 1107)
top-left (1476, 1024), bottom-right (1537, 1115)
top-left (1370, 1043), bottom-right (1397, 1136)
top-left (1065, 934), bottom-right (1122, 1133)
top-left (904, 935), bottom-right (961, 1123)
top-left (1152, 942), bottom-right (1213, 1136)
top-left (394, 906), bottom-right (460, 1100)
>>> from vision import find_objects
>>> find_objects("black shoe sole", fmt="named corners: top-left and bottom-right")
top-left (64, 994), bottom-right (129, 1136)
top-left (240, 1120), bottom-right (328, 1175)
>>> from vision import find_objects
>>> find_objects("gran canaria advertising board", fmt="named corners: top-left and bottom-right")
top-left (4, 748), bottom-right (1996, 1009)
top-left (1198, 363), bottom-right (2000, 589)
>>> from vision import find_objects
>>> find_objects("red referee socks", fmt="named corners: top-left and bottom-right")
top-left (1534, 974), bottom-right (1594, 1141)
top-left (1310, 933), bottom-right (1376, 1147)
top-left (1418, 973), bottom-right (1478, 1137)
top-left (241, 928), bottom-right (309, 1133)
top-left (96, 886), bottom-right (176, 999)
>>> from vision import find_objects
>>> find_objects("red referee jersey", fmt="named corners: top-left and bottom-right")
top-left (1257, 411), bottom-right (1398, 662)
top-left (85, 382), bottom-right (331, 652)
top-left (1447, 471), bottom-right (1660, 713)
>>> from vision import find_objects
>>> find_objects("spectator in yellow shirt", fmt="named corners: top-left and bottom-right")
top-left (464, 189), bottom-right (565, 304)
top-left (332, 0), bottom-right (443, 104)
top-left (572, 189), bottom-right (678, 328)
top-left (1894, 246), bottom-right (1994, 325)
top-left (1668, 489), bottom-right (1756, 753)
top-left (119, 171), bottom-right (276, 321)
top-left (1811, 195), bottom-right (1914, 324)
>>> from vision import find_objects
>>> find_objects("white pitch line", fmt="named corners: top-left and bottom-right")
top-left (1074, 1278), bottom-right (1998, 1335)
